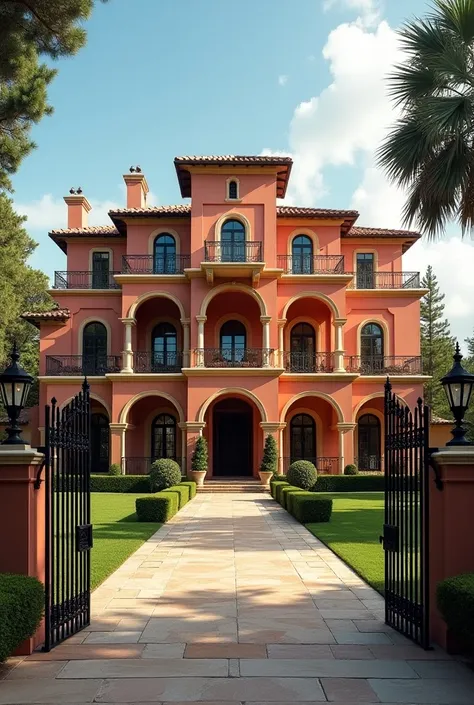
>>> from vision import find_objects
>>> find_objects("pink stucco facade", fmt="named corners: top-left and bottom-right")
top-left (29, 156), bottom-right (427, 477)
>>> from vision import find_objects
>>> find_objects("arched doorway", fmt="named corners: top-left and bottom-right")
top-left (154, 233), bottom-right (176, 273)
top-left (212, 398), bottom-right (252, 476)
top-left (292, 234), bottom-right (313, 274)
top-left (220, 319), bottom-right (246, 365)
top-left (290, 413), bottom-right (316, 464)
top-left (290, 323), bottom-right (316, 372)
top-left (221, 219), bottom-right (246, 262)
top-left (151, 322), bottom-right (178, 371)
top-left (357, 413), bottom-right (381, 471)
top-left (91, 412), bottom-right (109, 473)
top-left (151, 413), bottom-right (177, 460)
top-left (82, 322), bottom-right (107, 375)
top-left (361, 323), bottom-right (384, 373)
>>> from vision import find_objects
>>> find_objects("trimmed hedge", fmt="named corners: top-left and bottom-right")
top-left (161, 484), bottom-right (190, 509)
top-left (180, 481), bottom-right (197, 499)
top-left (437, 573), bottom-right (474, 650)
top-left (280, 485), bottom-right (306, 509)
top-left (0, 574), bottom-right (44, 662)
top-left (286, 489), bottom-right (313, 514)
top-left (291, 494), bottom-right (333, 523)
top-left (136, 493), bottom-right (179, 522)
top-left (313, 474), bottom-right (385, 492)
top-left (91, 475), bottom-right (151, 493)
top-left (273, 481), bottom-right (290, 502)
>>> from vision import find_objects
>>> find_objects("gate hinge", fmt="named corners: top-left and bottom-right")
top-left (428, 447), bottom-right (443, 491)
top-left (34, 447), bottom-right (46, 490)
top-left (380, 524), bottom-right (399, 552)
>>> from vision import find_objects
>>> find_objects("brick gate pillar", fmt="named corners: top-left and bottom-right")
top-left (429, 447), bottom-right (474, 650)
top-left (0, 446), bottom-right (46, 654)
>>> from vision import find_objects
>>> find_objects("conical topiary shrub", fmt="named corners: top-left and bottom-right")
top-left (260, 434), bottom-right (278, 476)
top-left (191, 436), bottom-right (208, 472)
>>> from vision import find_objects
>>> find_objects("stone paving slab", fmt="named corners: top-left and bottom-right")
top-left (2, 492), bottom-right (474, 705)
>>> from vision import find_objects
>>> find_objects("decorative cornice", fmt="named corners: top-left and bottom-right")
top-left (431, 447), bottom-right (474, 467)
top-left (260, 422), bottom-right (286, 433)
top-left (337, 422), bottom-right (357, 433)
top-left (181, 422), bottom-right (206, 432)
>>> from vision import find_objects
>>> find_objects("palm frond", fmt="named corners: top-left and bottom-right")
top-left (416, 95), bottom-right (473, 138)
top-left (434, 0), bottom-right (474, 44)
top-left (458, 161), bottom-right (474, 234)
top-left (398, 17), bottom-right (449, 61)
top-left (387, 64), bottom-right (439, 107)
top-left (377, 117), bottom-right (436, 186)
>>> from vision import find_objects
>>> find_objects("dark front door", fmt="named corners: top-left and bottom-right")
top-left (213, 399), bottom-right (252, 476)
top-left (92, 252), bottom-right (110, 289)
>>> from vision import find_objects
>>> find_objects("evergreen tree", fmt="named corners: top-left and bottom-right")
top-left (420, 265), bottom-right (454, 417)
top-left (191, 436), bottom-right (208, 472)
top-left (0, 1), bottom-right (106, 189)
top-left (260, 434), bottom-right (278, 476)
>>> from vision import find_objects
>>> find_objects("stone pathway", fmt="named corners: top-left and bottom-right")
top-left (1, 493), bottom-right (474, 704)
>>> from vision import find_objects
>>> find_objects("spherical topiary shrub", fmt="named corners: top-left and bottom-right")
top-left (149, 458), bottom-right (181, 492)
top-left (344, 464), bottom-right (358, 476)
top-left (287, 460), bottom-right (317, 490)
top-left (108, 463), bottom-right (122, 476)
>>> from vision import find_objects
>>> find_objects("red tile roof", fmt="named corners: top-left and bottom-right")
top-left (49, 225), bottom-right (122, 253)
top-left (109, 205), bottom-right (191, 217)
top-left (175, 155), bottom-right (293, 199)
top-left (346, 225), bottom-right (421, 239)
top-left (22, 308), bottom-right (70, 328)
top-left (277, 206), bottom-right (358, 219)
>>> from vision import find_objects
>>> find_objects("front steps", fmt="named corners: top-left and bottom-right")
top-left (198, 478), bottom-right (267, 493)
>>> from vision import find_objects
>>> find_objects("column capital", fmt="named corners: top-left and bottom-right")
top-left (196, 315), bottom-right (207, 324)
top-left (120, 317), bottom-right (136, 326)
top-left (334, 318), bottom-right (347, 326)
top-left (180, 317), bottom-right (191, 326)
top-left (260, 315), bottom-right (272, 324)
top-left (180, 421), bottom-right (206, 432)
top-left (336, 422), bottom-right (356, 433)
top-left (260, 422), bottom-right (286, 433)
top-left (109, 423), bottom-right (129, 432)
top-left (278, 318), bottom-right (287, 328)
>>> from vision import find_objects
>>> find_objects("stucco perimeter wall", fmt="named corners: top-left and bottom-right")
top-left (345, 296), bottom-right (421, 356)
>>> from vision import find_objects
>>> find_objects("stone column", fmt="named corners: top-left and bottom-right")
top-left (429, 447), bottom-right (474, 650)
top-left (196, 316), bottom-right (207, 367)
top-left (0, 446), bottom-right (46, 654)
top-left (261, 315), bottom-right (272, 367)
top-left (334, 318), bottom-right (346, 373)
top-left (278, 319), bottom-right (286, 368)
top-left (120, 318), bottom-right (135, 373)
top-left (336, 422), bottom-right (356, 474)
top-left (181, 422), bottom-right (206, 475)
top-left (109, 423), bottom-right (128, 473)
top-left (181, 318), bottom-right (190, 368)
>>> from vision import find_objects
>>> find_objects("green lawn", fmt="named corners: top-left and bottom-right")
top-left (306, 492), bottom-right (384, 594)
top-left (91, 494), bottom-right (161, 589)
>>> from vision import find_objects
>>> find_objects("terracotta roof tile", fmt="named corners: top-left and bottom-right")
top-left (277, 206), bottom-right (359, 219)
top-left (109, 205), bottom-right (191, 217)
top-left (346, 225), bottom-right (421, 239)
top-left (22, 308), bottom-right (70, 327)
top-left (49, 225), bottom-right (119, 235)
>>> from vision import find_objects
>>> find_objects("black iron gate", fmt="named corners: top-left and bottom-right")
top-left (44, 380), bottom-right (92, 651)
top-left (382, 379), bottom-right (430, 648)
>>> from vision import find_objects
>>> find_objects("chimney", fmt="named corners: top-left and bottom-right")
top-left (64, 191), bottom-right (92, 229)
top-left (123, 168), bottom-right (149, 208)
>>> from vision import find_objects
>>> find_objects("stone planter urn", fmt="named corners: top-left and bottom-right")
top-left (190, 470), bottom-right (207, 487)
top-left (258, 470), bottom-right (273, 488)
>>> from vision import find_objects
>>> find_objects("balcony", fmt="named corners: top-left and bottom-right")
top-left (345, 355), bottom-right (422, 375)
top-left (348, 272), bottom-right (420, 289)
top-left (133, 351), bottom-right (183, 373)
top-left (121, 255), bottom-right (190, 275)
top-left (282, 351), bottom-right (334, 373)
top-left (122, 457), bottom-right (186, 475)
top-left (53, 271), bottom-right (121, 289)
top-left (195, 348), bottom-right (273, 368)
top-left (202, 241), bottom-right (264, 285)
top-left (46, 355), bottom-right (121, 376)
top-left (281, 457), bottom-right (340, 474)
top-left (278, 255), bottom-right (344, 275)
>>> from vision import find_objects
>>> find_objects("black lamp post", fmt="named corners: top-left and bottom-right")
top-left (0, 344), bottom-right (34, 445)
top-left (441, 342), bottom-right (474, 446)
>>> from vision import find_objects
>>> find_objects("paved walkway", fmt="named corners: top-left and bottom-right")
top-left (1, 493), bottom-right (474, 704)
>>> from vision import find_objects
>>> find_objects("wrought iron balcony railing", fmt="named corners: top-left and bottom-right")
top-left (53, 271), bottom-right (121, 289)
top-left (204, 241), bottom-right (263, 262)
top-left (283, 351), bottom-right (334, 373)
top-left (355, 456), bottom-right (384, 472)
top-left (280, 457), bottom-right (340, 474)
top-left (195, 348), bottom-right (273, 368)
top-left (122, 457), bottom-right (186, 475)
top-left (347, 271), bottom-right (420, 289)
top-left (345, 355), bottom-right (422, 375)
top-left (46, 355), bottom-right (121, 376)
top-left (122, 254), bottom-right (190, 274)
top-left (133, 351), bottom-right (183, 373)
top-left (277, 255), bottom-right (344, 274)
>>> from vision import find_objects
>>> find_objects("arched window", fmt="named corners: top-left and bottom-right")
top-left (361, 323), bottom-right (384, 373)
top-left (151, 323), bottom-right (178, 371)
top-left (221, 219), bottom-right (246, 262)
top-left (290, 414), bottom-right (316, 463)
top-left (220, 320), bottom-right (246, 365)
top-left (292, 235), bottom-right (313, 274)
top-left (153, 233), bottom-right (176, 274)
top-left (82, 322), bottom-right (107, 375)
top-left (228, 180), bottom-right (239, 200)
top-left (151, 413), bottom-right (176, 460)
top-left (357, 413), bottom-right (381, 471)
top-left (289, 323), bottom-right (316, 372)
top-left (91, 413), bottom-right (109, 473)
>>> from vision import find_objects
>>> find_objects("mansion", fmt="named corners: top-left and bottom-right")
top-left (24, 155), bottom-right (427, 477)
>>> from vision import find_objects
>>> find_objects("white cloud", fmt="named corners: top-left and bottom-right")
top-left (15, 193), bottom-right (121, 231)
top-left (278, 74), bottom-right (288, 86)
top-left (323, 0), bottom-right (380, 26)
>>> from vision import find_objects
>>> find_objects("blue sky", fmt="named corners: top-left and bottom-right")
top-left (12, 0), bottom-right (474, 346)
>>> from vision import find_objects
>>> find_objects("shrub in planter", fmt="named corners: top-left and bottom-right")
top-left (0, 574), bottom-right (44, 662)
top-left (260, 435), bottom-right (278, 476)
top-left (179, 481), bottom-right (197, 499)
top-left (292, 495), bottom-right (333, 523)
top-left (191, 436), bottom-right (208, 471)
top-left (344, 464), bottom-right (358, 476)
top-left (108, 463), bottom-right (122, 476)
top-left (135, 493), bottom-right (178, 522)
top-left (91, 475), bottom-right (151, 493)
top-left (437, 573), bottom-right (474, 650)
top-left (161, 484), bottom-right (190, 509)
top-left (287, 460), bottom-right (317, 490)
top-left (149, 459), bottom-right (182, 492)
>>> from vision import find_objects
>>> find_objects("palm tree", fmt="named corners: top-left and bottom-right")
top-left (378, 0), bottom-right (474, 239)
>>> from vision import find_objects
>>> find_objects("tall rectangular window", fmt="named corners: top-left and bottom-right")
top-left (92, 252), bottom-right (110, 289)
top-left (356, 253), bottom-right (374, 289)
